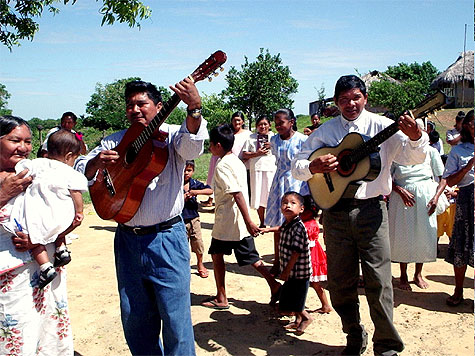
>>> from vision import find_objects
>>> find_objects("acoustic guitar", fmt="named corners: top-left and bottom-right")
top-left (89, 50), bottom-right (227, 223)
top-left (307, 91), bottom-right (448, 209)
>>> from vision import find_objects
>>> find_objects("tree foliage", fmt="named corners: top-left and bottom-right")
top-left (1, 0), bottom-right (151, 49)
top-left (0, 83), bottom-right (12, 116)
top-left (201, 93), bottom-right (234, 131)
top-left (222, 48), bottom-right (298, 125)
top-left (368, 61), bottom-right (440, 115)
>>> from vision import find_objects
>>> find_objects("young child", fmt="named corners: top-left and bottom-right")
top-left (278, 191), bottom-right (312, 334)
top-left (264, 108), bottom-right (309, 275)
top-left (182, 159), bottom-right (213, 278)
top-left (301, 195), bottom-right (332, 313)
top-left (201, 124), bottom-right (281, 310)
top-left (2, 129), bottom-right (88, 288)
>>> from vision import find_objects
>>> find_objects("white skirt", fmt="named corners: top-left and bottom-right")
top-left (0, 248), bottom-right (73, 356)
top-left (250, 169), bottom-right (275, 210)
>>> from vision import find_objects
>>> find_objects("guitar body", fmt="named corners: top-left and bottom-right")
top-left (307, 133), bottom-right (380, 209)
top-left (89, 121), bottom-right (168, 222)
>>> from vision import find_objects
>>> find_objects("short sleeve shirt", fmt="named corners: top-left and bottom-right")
top-left (212, 154), bottom-right (250, 241)
top-left (279, 217), bottom-right (311, 279)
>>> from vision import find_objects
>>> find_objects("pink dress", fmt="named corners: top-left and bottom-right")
top-left (303, 218), bottom-right (327, 282)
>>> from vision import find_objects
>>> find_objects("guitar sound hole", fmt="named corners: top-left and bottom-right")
top-left (338, 152), bottom-right (355, 177)
top-left (125, 148), bottom-right (137, 165)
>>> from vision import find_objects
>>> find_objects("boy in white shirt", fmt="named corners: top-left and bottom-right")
top-left (201, 124), bottom-right (281, 309)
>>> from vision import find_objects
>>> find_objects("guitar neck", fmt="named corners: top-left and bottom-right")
top-left (351, 120), bottom-right (400, 162)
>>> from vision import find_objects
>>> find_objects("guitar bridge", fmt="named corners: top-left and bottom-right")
top-left (102, 169), bottom-right (116, 196)
top-left (323, 172), bottom-right (335, 192)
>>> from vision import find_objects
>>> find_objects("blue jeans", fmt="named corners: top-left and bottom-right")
top-left (114, 220), bottom-right (196, 356)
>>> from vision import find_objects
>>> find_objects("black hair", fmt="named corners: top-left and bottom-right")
top-left (47, 129), bottom-right (81, 158)
top-left (125, 80), bottom-right (162, 105)
top-left (61, 111), bottom-right (77, 123)
top-left (428, 130), bottom-right (440, 144)
top-left (231, 111), bottom-right (245, 120)
top-left (256, 114), bottom-right (270, 126)
top-left (282, 191), bottom-right (304, 206)
top-left (302, 195), bottom-right (319, 218)
top-left (460, 109), bottom-right (474, 144)
top-left (274, 108), bottom-right (297, 131)
top-left (427, 121), bottom-right (436, 131)
top-left (0, 115), bottom-right (31, 137)
top-left (209, 124), bottom-right (235, 152)
top-left (185, 160), bottom-right (195, 169)
top-left (334, 75), bottom-right (367, 101)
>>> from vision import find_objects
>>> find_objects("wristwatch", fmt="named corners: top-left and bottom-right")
top-left (187, 107), bottom-right (202, 119)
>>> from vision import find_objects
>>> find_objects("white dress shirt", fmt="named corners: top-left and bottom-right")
top-left (291, 110), bottom-right (429, 199)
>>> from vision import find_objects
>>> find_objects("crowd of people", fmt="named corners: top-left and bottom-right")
top-left (0, 74), bottom-right (472, 356)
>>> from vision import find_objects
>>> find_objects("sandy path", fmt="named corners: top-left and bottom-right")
top-left (68, 204), bottom-right (474, 356)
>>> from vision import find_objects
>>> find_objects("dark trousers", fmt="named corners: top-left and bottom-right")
top-left (323, 199), bottom-right (404, 355)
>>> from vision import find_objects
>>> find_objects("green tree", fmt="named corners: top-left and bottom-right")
top-left (201, 93), bottom-right (234, 131)
top-left (0, 83), bottom-right (12, 116)
top-left (85, 77), bottom-right (140, 131)
top-left (385, 61), bottom-right (439, 89)
top-left (222, 48), bottom-right (298, 126)
top-left (368, 61), bottom-right (440, 115)
top-left (1, 0), bottom-right (151, 49)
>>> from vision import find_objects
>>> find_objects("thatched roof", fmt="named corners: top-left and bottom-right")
top-left (361, 70), bottom-right (400, 87)
top-left (430, 51), bottom-right (474, 88)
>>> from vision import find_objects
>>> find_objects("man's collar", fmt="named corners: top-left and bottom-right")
top-left (340, 109), bottom-right (366, 129)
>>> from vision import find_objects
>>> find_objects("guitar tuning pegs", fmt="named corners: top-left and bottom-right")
top-left (220, 66), bottom-right (224, 72)
top-left (213, 71), bottom-right (219, 77)
top-left (208, 76), bottom-right (213, 82)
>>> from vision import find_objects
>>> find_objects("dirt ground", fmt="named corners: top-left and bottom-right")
top-left (67, 202), bottom-right (474, 356)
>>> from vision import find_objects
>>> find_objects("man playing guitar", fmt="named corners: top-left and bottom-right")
top-left (291, 75), bottom-right (429, 356)
top-left (75, 79), bottom-right (207, 356)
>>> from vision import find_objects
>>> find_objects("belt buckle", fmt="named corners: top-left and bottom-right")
top-left (132, 227), bottom-right (142, 235)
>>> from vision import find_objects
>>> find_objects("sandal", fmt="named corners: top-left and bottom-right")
top-left (201, 297), bottom-right (229, 310)
top-left (197, 269), bottom-right (209, 278)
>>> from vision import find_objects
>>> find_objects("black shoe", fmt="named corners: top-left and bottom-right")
top-left (342, 330), bottom-right (368, 355)
top-left (38, 266), bottom-right (57, 289)
top-left (54, 248), bottom-right (72, 267)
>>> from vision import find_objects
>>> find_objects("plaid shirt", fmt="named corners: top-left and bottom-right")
top-left (279, 216), bottom-right (311, 279)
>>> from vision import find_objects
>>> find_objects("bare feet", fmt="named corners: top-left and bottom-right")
top-left (295, 315), bottom-right (313, 335)
top-left (414, 274), bottom-right (429, 289)
top-left (398, 276), bottom-right (412, 291)
top-left (311, 306), bottom-right (332, 314)
top-left (283, 321), bottom-right (299, 330)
